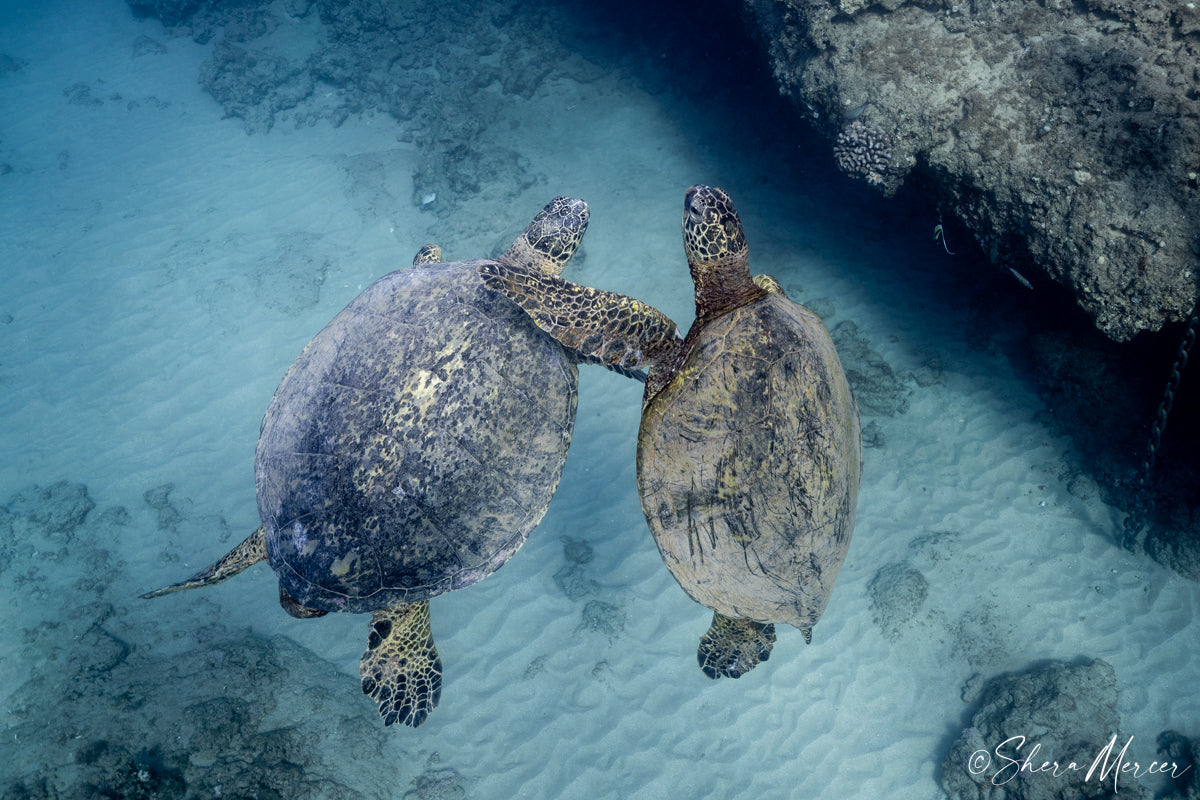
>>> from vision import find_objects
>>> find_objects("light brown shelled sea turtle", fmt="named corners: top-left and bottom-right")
top-left (479, 184), bottom-right (861, 679)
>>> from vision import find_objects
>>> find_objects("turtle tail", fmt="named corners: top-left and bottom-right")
top-left (139, 527), bottom-right (267, 599)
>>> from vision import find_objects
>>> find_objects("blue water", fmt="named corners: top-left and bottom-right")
top-left (2, 1), bottom-right (1197, 798)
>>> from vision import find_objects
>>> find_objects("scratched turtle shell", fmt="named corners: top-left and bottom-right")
top-left (637, 290), bottom-right (862, 631)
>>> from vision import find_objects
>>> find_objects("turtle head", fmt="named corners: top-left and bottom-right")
top-left (682, 185), bottom-right (762, 319)
top-left (501, 196), bottom-right (590, 276)
top-left (683, 184), bottom-right (747, 265)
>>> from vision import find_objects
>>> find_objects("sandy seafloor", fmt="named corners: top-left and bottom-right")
top-left (1, 1), bottom-right (1198, 798)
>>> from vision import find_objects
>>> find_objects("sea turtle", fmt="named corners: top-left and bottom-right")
top-left (142, 196), bottom-right (626, 727)
top-left (478, 184), bottom-right (861, 679)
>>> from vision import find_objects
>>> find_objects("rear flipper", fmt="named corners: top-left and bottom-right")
top-left (139, 527), bottom-right (267, 599)
top-left (360, 602), bottom-right (443, 727)
top-left (697, 612), bottom-right (777, 679)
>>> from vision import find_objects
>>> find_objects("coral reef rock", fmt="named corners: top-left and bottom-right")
top-left (743, 0), bottom-right (1200, 341)
top-left (941, 658), bottom-right (1152, 799)
top-left (833, 119), bottom-right (894, 187)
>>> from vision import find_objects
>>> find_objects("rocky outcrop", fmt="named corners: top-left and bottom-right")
top-left (743, 0), bottom-right (1200, 341)
top-left (941, 659), bottom-right (1151, 800)
top-left (127, 0), bottom-right (598, 219)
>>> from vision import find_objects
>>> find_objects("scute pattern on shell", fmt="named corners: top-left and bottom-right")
top-left (256, 260), bottom-right (578, 613)
top-left (638, 292), bottom-right (861, 629)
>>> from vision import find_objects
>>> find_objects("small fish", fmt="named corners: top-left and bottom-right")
top-left (933, 224), bottom-right (956, 255)
top-left (844, 99), bottom-right (871, 120)
top-left (1008, 267), bottom-right (1034, 290)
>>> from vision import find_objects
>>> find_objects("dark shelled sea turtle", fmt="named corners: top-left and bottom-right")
top-left (143, 196), bottom-right (633, 727)
top-left (479, 184), bottom-right (861, 679)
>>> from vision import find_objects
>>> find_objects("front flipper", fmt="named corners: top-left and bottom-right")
top-left (139, 527), bottom-right (267, 599)
top-left (413, 244), bottom-right (443, 266)
top-left (697, 612), bottom-right (777, 679)
top-left (753, 273), bottom-right (785, 295)
top-left (478, 261), bottom-right (681, 371)
top-left (360, 602), bottom-right (443, 727)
